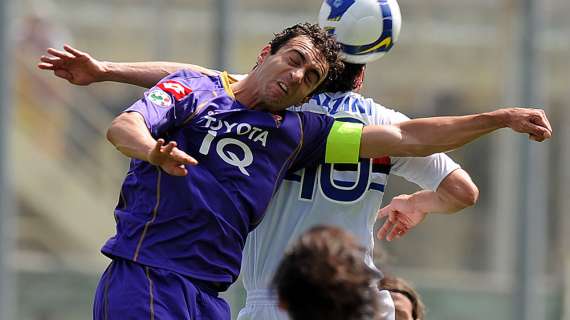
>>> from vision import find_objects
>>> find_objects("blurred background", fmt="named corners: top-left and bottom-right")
top-left (1, 0), bottom-right (568, 319)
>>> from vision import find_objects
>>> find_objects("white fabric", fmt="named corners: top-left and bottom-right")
top-left (237, 289), bottom-right (395, 320)
top-left (237, 92), bottom-right (460, 320)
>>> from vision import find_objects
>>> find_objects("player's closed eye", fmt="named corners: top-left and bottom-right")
top-left (289, 56), bottom-right (300, 66)
top-left (305, 71), bottom-right (318, 86)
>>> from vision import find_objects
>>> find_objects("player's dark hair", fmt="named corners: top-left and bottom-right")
top-left (326, 62), bottom-right (366, 93)
top-left (272, 225), bottom-right (382, 320)
top-left (269, 23), bottom-right (344, 95)
top-left (380, 275), bottom-right (426, 320)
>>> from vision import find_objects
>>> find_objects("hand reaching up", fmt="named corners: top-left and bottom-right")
top-left (38, 44), bottom-right (106, 86)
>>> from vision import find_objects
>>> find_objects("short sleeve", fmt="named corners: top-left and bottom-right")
top-left (391, 153), bottom-right (461, 191)
top-left (125, 70), bottom-right (198, 137)
top-left (366, 101), bottom-right (461, 190)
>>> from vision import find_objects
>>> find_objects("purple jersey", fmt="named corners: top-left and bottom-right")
top-left (102, 70), bottom-right (335, 288)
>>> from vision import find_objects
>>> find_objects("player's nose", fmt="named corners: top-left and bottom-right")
top-left (290, 68), bottom-right (304, 85)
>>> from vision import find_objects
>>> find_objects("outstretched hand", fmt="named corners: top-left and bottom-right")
top-left (503, 108), bottom-right (553, 142)
top-left (376, 194), bottom-right (428, 241)
top-left (37, 44), bottom-right (105, 85)
top-left (148, 139), bottom-right (198, 176)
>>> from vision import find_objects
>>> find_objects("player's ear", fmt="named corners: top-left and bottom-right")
top-left (353, 66), bottom-right (366, 93)
top-left (257, 44), bottom-right (271, 65)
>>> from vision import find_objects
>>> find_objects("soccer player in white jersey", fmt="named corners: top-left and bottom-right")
top-left (237, 69), bottom-right (476, 320)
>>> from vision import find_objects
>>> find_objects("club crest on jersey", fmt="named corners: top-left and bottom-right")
top-left (157, 80), bottom-right (192, 101)
top-left (148, 89), bottom-right (173, 107)
top-left (272, 114), bottom-right (283, 127)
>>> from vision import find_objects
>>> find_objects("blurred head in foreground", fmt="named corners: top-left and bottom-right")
top-left (380, 276), bottom-right (426, 320)
top-left (272, 225), bottom-right (382, 320)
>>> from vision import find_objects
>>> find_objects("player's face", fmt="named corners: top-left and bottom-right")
top-left (255, 36), bottom-right (329, 112)
top-left (391, 292), bottom-right (414, 320)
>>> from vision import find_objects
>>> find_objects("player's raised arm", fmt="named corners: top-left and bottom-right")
top-left (107, 112), bottom-right (197, 176)
top-left (359, 107), bottom-right (552, 158)
top-left (38, 44), bottom-right (215, 88)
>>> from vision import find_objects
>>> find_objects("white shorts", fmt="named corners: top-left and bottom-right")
top-left (236, 289), bottom-right (395, 320)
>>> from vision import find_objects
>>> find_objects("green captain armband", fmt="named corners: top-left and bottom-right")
top-left (325, 121), bottom-right (363, 164)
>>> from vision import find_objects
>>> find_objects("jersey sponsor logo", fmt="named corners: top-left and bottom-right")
top-left (148, 89), bottom-right (173, 107)
top-left (157, 80), bottom-right (192, 101)
top-left (199, 130), bottom-right (254, 176)
top-left (203, 114), bottom-right (269, 147)
top-left (199, 113), bottom-right (270, 176)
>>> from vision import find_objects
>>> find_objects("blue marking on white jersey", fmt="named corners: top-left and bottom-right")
top-left (284, 172), bottom-right (302, 182)
top-left (369, 183), bottom-right (385, 192)
top-left (308, 93), bottom-right (374, 116)
top-left (335, 116), bottom-right (365, 125)
top-left (328, 180), bottom-right (385, 193)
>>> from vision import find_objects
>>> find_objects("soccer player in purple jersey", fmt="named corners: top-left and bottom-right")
top-left (97, 24), bottom-right (346, 320)
top-left (39, 23), bottom-right (551, 320)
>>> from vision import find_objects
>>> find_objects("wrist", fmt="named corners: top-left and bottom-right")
top-left (484, 109), bottom-right (510, 128)
top-left (409, 190), bottom-right (439, 213)
top-left (99, 61), bottom-right (116, 82)
top-left (145, 143), bottom-right (158, 165)
top-left (408, 192), bottom-right (424, 209)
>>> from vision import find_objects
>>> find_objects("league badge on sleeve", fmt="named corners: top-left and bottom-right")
top-left (148, 89), bottom-right (173, 107)
top-left (157, 80), bottom-right (192, 101)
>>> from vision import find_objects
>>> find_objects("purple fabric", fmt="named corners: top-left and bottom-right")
top-left (102, 69), bottom-right (335, 288)
top-left (93, 258), bottom-right (230, 320)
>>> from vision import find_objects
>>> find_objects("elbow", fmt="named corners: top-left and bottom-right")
top-left (107, 115), bottom-right (126, 146)
top-left (456, 183), bottom-right (479, 209)
top-left (106, 124), bottom-right (115, 145)
top-left (106, 121), bottom-right (118, 145)
top-left (469, 185), bottom-right (479, 207)
top-left (438, 169), bottom-right (479, 212)
top-left (462, 184), bottom-right (479, 208)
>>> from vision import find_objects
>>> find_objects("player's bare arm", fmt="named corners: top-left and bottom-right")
top-left (377, 168), bottom-right (478, 241)
top-left (107, 112), bottom-right (197, 176)
top-left (358, 107), bottom-right (552, 158)
top-left (435, 168), bottom-right (479, 210)
top-left (38, 44), bottom-right (212, 88)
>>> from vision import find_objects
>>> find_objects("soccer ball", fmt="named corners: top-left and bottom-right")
top-left (318, 0), bottom-right (402, 64)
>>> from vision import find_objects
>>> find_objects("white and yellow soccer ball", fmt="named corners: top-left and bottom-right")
top-left (318, 0), bottom-right (402, 64)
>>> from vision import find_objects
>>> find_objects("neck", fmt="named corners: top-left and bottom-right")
top-left (230, 74), bottom-right (263, 110)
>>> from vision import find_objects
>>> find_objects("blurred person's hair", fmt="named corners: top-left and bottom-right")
top-left (272, 225), bottom-right (382, 320)
top-left (268, 23), bottom-right (344, 95)
top-left (380, 275), bottom-right (426, 320)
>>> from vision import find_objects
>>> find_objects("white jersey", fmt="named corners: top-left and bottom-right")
top-left (237, 91), bottom-right (460, 320)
